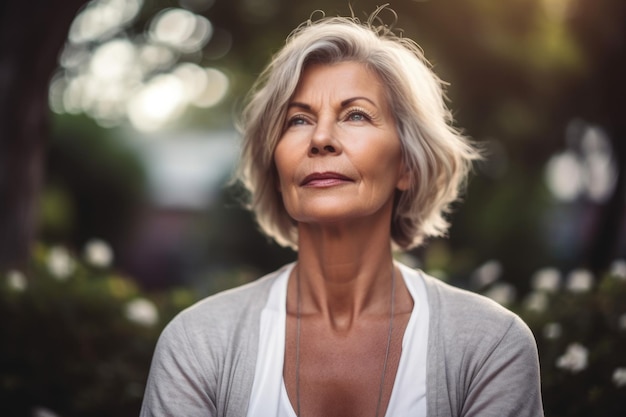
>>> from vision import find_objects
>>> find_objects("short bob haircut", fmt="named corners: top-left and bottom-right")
top-left (237, 9), bottom-right (481, 250)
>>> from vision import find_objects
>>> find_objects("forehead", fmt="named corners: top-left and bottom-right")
top-left (292, 61), bottom-right (387, 103)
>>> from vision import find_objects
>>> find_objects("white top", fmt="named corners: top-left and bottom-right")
top-left (247, 263), bottom-right (429, 417)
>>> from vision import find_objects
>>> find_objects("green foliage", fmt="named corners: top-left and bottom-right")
top-left (3, 242), bottom-right (626, 416)
top-left (503, 268), bottom-right (626, 416)
top-left (0, 243), bottom-right (198, 417)
top-left (43, 113), bottom-right (147, 247)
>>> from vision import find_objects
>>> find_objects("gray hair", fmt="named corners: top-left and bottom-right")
top-left (237, 10), bottom-right (481, 250)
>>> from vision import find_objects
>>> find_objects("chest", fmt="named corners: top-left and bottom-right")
top-left (283, 313), bottom-right (410, 417)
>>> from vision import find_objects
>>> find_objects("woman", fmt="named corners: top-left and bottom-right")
top-left (141, 10), bottom-right (543, 417)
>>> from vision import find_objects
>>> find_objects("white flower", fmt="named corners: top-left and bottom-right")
top-left (531, 267), bottom-right (561, 293)
top-left (6, 270), bottom-right (27, 292)
top-left (124, 298), bottom-right (159, 327)
top-left (84, 238), bottom-right (113, 268)
top-left (471, 260), bottom-right (502, 289)
top-left (543, 322), bottom-right (563, 340)
top-left (609, 259), bottom-right (626, 280)
top-left (618, 314), bottom-right (626, 331)
top-left (556, 343), bottom-right (588, 373)
top-left (612, 367), bottom-right (626, 387)
top-left (483, 282), bottom-right (516, 306)
top-left (565, 269), bottom-right (593, 293)
top-left (47, 246), bottom-right (75, 280)
top-left (524, 291), bottom-right (549, 313)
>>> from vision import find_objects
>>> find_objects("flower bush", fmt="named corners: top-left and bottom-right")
top-left (478, 260), bottom-right (626, 417)
top-left (0, 242), bottom-right (197, 417)
top-left (3, 243), bottom-right (626, 416)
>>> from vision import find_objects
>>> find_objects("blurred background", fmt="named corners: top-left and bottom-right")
top-left (0, 0), bottom-right (625, 415)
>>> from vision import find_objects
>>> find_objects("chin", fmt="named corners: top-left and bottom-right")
top-left (292, 208), bottom-right (383, 225)
top-left (293, 212), bottom-right (354, 224)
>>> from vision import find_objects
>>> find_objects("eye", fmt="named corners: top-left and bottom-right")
top-left (345, 108), bottom-right (372, 122)
top-left (286, 115), bottom-right (309, 127)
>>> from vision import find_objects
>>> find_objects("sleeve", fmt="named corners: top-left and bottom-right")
top-left (460, 316), bottom-right (544, 417)
top-left (140, 315), bottom-right (218, 417)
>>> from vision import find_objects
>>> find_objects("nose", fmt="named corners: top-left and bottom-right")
top-left (309, 116), bottom-right (342, 156)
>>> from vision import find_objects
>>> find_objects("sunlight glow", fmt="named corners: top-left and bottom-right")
top-left (580, 127), bottom-right (616, 202)
top-left (69, 0), bottom-right (143, 44)
top-left (193, 68), bottom-right (229, 108)
top-left (545, 151), bottom-right (583, 202)
top-left (172, 63), bottom-right (209, 102)
top-left (50, 0), bottom-right (230, 130)
top-left (127, 74), bottom-right (187, 132)
top-left (59, 44), bottom-right (90, 70)
top-left (138, 43), bottom-right (178, 73)
top-left (545, 123), bottom-right (616, 203)
top-left (48, 74), bottom-right (67, 114)
top-left (89, 39), bottom-right (137, 80)
top-left (62, 75), bottom-right (87, 114)
top-left (149, 8), bottom-right (213, 53)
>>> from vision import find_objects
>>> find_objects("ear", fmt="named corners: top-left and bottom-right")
top-left (396, 163), bottom-right (411, 191)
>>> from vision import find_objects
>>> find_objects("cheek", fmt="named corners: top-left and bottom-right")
top-left (366, 143), bottom-right (403, 176)
top-left (380, 147), bottom-right (406, 190)
top-left (273, 144), bottom-right (292, 191)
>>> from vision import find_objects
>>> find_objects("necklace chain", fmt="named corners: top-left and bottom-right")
top-left (295, 266), bottom-right (396, 417)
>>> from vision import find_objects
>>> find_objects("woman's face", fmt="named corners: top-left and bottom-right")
top-left (273, 61), bottom-right (409, 225)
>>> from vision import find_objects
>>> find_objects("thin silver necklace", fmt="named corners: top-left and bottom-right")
top-left (295, 266), bottom-right (396, 417)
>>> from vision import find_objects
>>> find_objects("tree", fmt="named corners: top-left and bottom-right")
top-left (0, 0), bottom-right (86, 269)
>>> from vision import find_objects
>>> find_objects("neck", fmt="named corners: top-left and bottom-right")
top-left (294, 217), bottom-right (396, 329)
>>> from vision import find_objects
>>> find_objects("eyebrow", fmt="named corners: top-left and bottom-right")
top-left (287, 102), bottom-right (311, 111)
top-left (341, 96), bottom-right (377, 107)
top-left (287, 96), bottom-right (378, 110)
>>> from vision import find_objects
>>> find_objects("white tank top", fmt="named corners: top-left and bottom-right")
top-left (247, 263), bottom-right (429, 417)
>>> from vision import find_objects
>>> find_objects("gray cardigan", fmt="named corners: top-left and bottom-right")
top-left (140, 263), bottom-right (543, 416)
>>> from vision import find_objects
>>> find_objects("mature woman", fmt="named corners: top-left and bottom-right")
top-left (141, 11), bottom-right (543, 417)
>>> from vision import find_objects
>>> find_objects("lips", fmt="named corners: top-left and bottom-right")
top-left (300, 172), bottom-right (354, 187)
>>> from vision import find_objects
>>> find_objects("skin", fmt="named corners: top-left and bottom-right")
top-left (275, 61), bottom-right (415, 417)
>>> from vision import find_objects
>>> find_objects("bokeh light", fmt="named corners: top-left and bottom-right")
top-left (50, 0), bottom-right (229, 132)
top-left (137, 43), bottom-right (178, 74)
top-left (148, 8), bottom-right (213, 53)
top-left (545, 123), bottom-right (616, 203)
top-left (580, 126), bottom-right (616, 202)
top-left (127, 74), bottom-right (187, 132)
top-left (545, 150), bottom-right (583, 202)
top-left (69, 0), bottom-right (143, 44)
top-left (192, 68), bottom-right (229, 108)
top-left (89, 38), bottom-right (137, 80)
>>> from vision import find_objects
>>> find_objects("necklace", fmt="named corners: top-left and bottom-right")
top-left (295, 266), bottom-right (396, 417)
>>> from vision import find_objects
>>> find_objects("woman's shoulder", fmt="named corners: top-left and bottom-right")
top-left (412, 267), bottom-right (534, 345)
top-left (414, 269), bottom-right (543, 416)
top-left (422, 271), bottom-right (513, 315)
